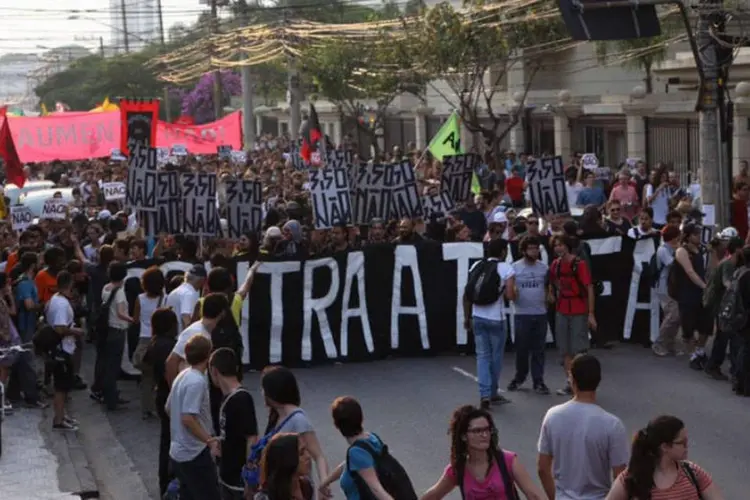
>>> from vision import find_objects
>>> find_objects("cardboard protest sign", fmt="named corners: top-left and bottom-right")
top-left (181, 173), bottom-right (218, 236)
top-left (125, 145), bottom-right (158, 211)
top-left (308, 166), bottom-right (352, 229)
top-left (225, 180), bottom-right (263, 237)
top-left (10, 205), bottom-right (33, 232)
top-left (40, 198), bottom-right (67, 220)
top-left (526, 156), bottom-right (569, 216)
top-left (441, 153), bottom-right (481, 204)
top-left (102, 182), bottom-right (126, 201)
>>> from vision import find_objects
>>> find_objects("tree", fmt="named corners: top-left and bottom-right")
top-left (404, 0), bottom-right (568, 156)
top-left (594, 11), bottom-right (681, 93)
top-left (403, 0), bottom-right (426, 16)
top-left (35, 49), bottom-right (168, 116)
top-left (180, 71), bottom-right (243, 124)
top-left (301, 35), bottom-right (425, 155)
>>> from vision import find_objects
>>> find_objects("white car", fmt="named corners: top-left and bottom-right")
top-left (2, 180), bottom-right (55, 205)
top-left (18, 188), bottom-right (75, 218)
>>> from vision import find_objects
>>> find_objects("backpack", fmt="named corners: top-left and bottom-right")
top-left (644, 253), bottom-right (661, 288)
top-left (465, 259), bottom-right (503, 305)
top-left (667, 258), bottom-right (683, 299)
top-left (717, 268), bottom-right (750, 333)
top-left (32, 323), bottom-right (59, 357)
top-left (242, 410), bottom-right (303, 490)
top-left (457, 449), bottom-right (517, 500)
top-left (346, 435), bottom-right (417, 500)
top-left (210, 302), bottom-right (244, 378)
top-left (550, 257), bottom-right (586, 299)
top-left (95, 285), bottom-right (121, 343)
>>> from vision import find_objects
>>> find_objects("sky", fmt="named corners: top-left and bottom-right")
top-left (0, 0), bottom-right (204, 56)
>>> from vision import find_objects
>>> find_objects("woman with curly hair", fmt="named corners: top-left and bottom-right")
top-left (420, 405), bottom-right (543, 499)
top-left (255, 433), bottom-right (313, 500)
top-left (606, 415), bottom-right (722, 500)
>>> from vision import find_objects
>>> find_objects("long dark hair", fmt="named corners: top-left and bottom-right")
top-left (261, 366), bottom-right (301, 433)
top-left (260, 433), bottom-right (300, 500)
top-left (624, 415), bottom-right (685, 500)
top-left (449, 405), bottom-right (499, 474)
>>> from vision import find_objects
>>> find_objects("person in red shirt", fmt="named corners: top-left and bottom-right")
top-left (730, 181), bottom-right (750, 241)
top-left (505, 166), bottom-right (525, 208)
top-left (549, 233), bottom-right (597, 396)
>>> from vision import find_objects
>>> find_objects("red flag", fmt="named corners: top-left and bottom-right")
top-left (300, 103), bottom-right (323, 163)
top-left (0, 117), bottom-right (25, 187)
top-left (0, 106), bottom-right (6, 118)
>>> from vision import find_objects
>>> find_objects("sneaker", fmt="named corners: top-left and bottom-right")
top-left (705, 367), bottom-right (729, 381)
top-left (556, 385), bottom-right (573, 396)
top-left (63, 415), bottom-right (79, 426)
top-left (3, 402), bottom-right (13, 414)
top-left (689, 355), bottom-right (707, 371)
top-left (491, 394), bottom-right (511, 405)
top-left (53, 420), bottom-right (79, 432)
top-left (507, 380), bottom-right (521, 392)
top-left (73, 376), bottom-right (87, 391)
top-left (652, 344), bottom-right (669, 357)
top-left (89, 391), bottom-right (103, 403)
top-left (534, 383), bottom-right (551, 395)
top-left (480, 398), bottom-right (491, 410)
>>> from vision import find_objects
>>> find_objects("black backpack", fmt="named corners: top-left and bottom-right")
top-left (457, 449), bottom-right (517, 500)
top-left (95, 285), bottom-right (121, 343)
top-left (32, 323), bottom-right (60, 356)
top-left (346, 435), bottom-right (417, 500)
top-left (465, 259), bottom-right (503, 305)
top-left (717, 268), bottom-right (750, 334)
top-left (210, 299), bottom-right (244, 376)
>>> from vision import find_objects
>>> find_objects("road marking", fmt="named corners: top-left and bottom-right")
top-left (451, 366), bottom-right (506, 393)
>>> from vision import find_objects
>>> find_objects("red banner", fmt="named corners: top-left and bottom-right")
top-left (6, 111), bottom-right (242, 163)
top-left (119, 98), bottom-right (160, 155)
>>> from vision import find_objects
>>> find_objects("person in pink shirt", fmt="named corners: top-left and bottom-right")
top-left (421, 405), bottom-right (544, 500)
top-left (609, 169), bottom-right (640, 222)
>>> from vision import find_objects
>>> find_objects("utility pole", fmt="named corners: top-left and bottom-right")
top-left (284, 3), bottom-right (301, 140)
top-left (99, 37), bottom-right (105, 58)
top-left (240, 2), bottom-right (256, 148)
top-left (156, 0), bottom-right (172, 121)
top-left (120, 0), bottom-right (130, 53)
top-left (697, 0), bottom-right (726, 226)
top-left (210, 0), bottom-right (224, 120)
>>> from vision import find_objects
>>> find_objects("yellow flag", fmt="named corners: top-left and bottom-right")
top-left (427, 111), bottom-right (463, 160)
top-left (102, 97), bottom-right (110, 108)
top-left (40, 103), bottom-right (49, 116)
top-left (426, 111), bottom-right (482, 194)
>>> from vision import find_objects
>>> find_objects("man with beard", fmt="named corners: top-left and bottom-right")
top-left (393, 218), bottom-right (423, 244)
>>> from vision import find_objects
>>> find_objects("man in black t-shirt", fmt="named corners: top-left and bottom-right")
top-left (209, 348), bottom-right (258, 500)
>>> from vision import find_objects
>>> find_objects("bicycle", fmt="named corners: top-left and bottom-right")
top-left (0, 342), bottom-right (33, 458)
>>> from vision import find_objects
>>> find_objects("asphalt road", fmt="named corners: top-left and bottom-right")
top-left (77, 344), bottom-right (749, 499)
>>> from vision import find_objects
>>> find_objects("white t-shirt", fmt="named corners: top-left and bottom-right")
top-left (566, 182), bottom-right (584, 208)
top-left (469, 260), bottom-right (515, 321)
top-left (166, 282), bottom-right (200, 332)
top-left (171, 321), bottom-right (211, 361)
top-left (138, 294), bottom-right (165, 339)
top-left (46, 293), bottom-right (76, 355)
top-left (101, 285), bottom-right (129, 330)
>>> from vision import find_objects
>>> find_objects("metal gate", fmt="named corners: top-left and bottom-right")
top-left (646, 118), bottom-right (699, 183)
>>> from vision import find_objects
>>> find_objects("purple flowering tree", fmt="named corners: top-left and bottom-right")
top-left (180, 71), bottom-right (242, 123)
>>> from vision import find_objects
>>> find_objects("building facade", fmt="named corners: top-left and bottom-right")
top-left (109, 0), bottom-right (160, 53)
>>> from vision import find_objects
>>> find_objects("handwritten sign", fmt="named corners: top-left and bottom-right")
top-left (441, 153), bottom-right (481, 204)
top-left (526, 156), bottom-right (569, 216)
top-left (10, 205), bottom-right (33, 232)
top-left (308, 166), bottom-right (352, 229)
top-left (581, 153), bottom-right (599, 170)
top-left (125, 145), bottom-right (157, 211)
top-left (172, 144), bottom-right (188, 156)
top-left (181, 173), bottom-right (218, 236)
top-left (40, 198), bottom-right (68, 220)
top-left (102, 182), bottom-right (126, 201)
top-left (225, 180), bottom-right (263, 237)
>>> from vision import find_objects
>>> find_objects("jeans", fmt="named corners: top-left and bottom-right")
top-left (513, 315), bottom-right (547, 385)
top-left (172, 447), bottom-right (221, 500)
top-left (7, 327), bottom-right (40, 403)
top-left (102, 328), bottom-right (126, 410)
top-left (707, 328), bottom-right (740, 373)
top-left (158, 409), bottom-right (173, 496)
top-left (472, 316), bottom-right (507, 399)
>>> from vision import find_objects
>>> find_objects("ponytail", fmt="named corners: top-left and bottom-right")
top-left (624, 428), bottom-right (657, 500)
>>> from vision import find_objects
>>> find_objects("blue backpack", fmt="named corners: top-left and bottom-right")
top-left (242, 410), bottom-right (303, 489)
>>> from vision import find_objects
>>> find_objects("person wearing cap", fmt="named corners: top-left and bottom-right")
top-left (485, 211), bottom-right (509, 241)
top-left (165, 264), bottom-right (207, 333)
top-left (652, 225), bottom-right (682, 357)
top-left (672, 223), bottom-right (711, 370)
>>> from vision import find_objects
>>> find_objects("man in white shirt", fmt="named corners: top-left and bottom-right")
top-left (165, 293), bottom-right (228, 387)
top-left (45, 271), bottom-right (85, 431)
top-left (166, 265), bottom-right (206, 332)
top-left (537, 354), bottom-right (629, 500)
top-left (463, 238), bottom-right (517, 409)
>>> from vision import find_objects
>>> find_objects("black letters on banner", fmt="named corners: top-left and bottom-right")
top-left (325, 149), bottom-right (354, 170)
top-left (126, 236), bottom-right (659, 369)
top-left (125, 145), bottom-right (157, 211)
top-left (351, 163), bottom-right (392, 225)
top-left (441, 153), bottom-right (480, 204)
top-left (526, 156), bottom-right (569, 216)
top-left (422, 191), bottom-right (456, 219)
top-left (308, 167), bottom-right (352, 229)
top-left (143, 171), bottom-right (182, 236)
top-left (389, 160), bottom-right (423, 220)
top-left (225, 179), bottom-right (263, 238)
top-left (181, 173), bottom-right (218, 236)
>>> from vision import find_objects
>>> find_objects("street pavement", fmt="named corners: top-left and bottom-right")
top-left (77, 344), bottom-right (749, 499)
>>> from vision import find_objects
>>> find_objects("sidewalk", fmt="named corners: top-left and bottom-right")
top-left (0, 404), bottom-right (97, 499)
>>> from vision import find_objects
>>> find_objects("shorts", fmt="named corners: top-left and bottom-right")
top-left (679, 303), bottom-right (713, 340)
top-left (555, 313), bottom-right (589, 357)
top-left (52, 352), bottom-right (75, 393)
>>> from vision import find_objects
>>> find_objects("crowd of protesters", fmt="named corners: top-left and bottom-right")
top-left (0, 133), bottom-right (737, 499)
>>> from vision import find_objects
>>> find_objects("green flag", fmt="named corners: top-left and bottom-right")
top-left (426, 111), bottom-right (482, 194)
top-left (427, 111), bottom-right (463, 160)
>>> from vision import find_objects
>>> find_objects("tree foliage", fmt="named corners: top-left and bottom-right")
top-left (35, 49), bottom-right (169, 116)
top-left (173, 71), bottom-right (243, 124)
top-left (404, 0), bottom-right (568, 154)
top-left (301, 31), bottom-right (426, 154)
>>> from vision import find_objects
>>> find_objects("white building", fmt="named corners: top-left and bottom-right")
top-left (109, 0), bottom-right (160, 53)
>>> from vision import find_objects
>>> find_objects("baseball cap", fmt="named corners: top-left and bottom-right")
top-left (491, 211), bottom-right (508, 224)
top-left (188, 264), bottom-right (207, 278)
top-left (97, 209), bottom-right (112, 221)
